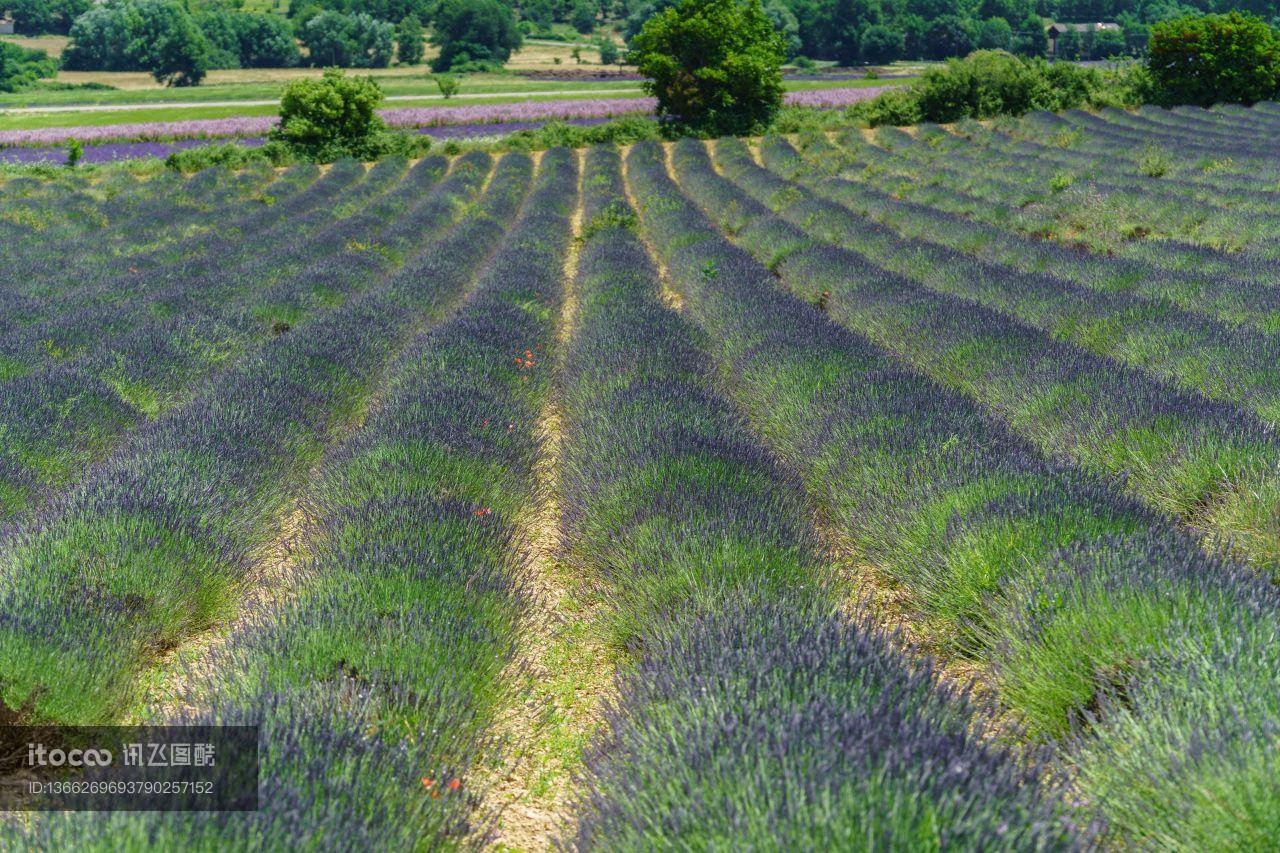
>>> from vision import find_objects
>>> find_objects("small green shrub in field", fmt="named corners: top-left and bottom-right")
top-left (597, 37), bottom-right (619, 65)
top-left (433, 73), bottom-right (461, 98)
top-left (857, 87), bottom-right (923, 127)
top-left (501, 116), bottom-right (660, 150)
top-left (1050, 127), bottom-right (1082, 148)
top-left (1137, 143), bottom-right (1172, 178)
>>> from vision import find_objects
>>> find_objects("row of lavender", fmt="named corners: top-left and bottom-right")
top-left (710, 136), bottom-right (1280, 575)
top-left (0, 162), bottom-right (290, 306)
top-left (20, 149), bottom-right (578, 848)
top-left (727, 130), bottom-right (1280, 431)
top-left (0, 150), bottom-right (518, 728)
top-left (777, 130), bottom-right (1280, 333)
top-left (4, 159), bottom-right (344, 337)
top-left (716, 135), bottom-right (1280, 517)
top-left (0, 162), bottom-right (327, 517)
top-left (657, 138), bottom-right (1280, 846)
top-left (0, 88), bottom-right (889, 151)
top-left (817, 119), bottom-right (1254, 278)
top-left (562, 145), bottom-right (1073, 848)
top-left (840, 105), bottom-right (1280, 280)
top-left (952, 111), bottom-right (1280, 250)
top-left (0, 156), bottom-right (475, 527)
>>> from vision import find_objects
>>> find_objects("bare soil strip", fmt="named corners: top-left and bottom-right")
top-left (483, 149), bottom-right (619, 851)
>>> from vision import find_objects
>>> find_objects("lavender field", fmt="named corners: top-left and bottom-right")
top-left (0, 86), bottom-right (891, 163)
top-left (1, 103), bottom-right (1279, 850)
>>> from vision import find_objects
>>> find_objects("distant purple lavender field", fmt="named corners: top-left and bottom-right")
top-left (0, 87), bottom-right (892, 163)
top-left (0, 119), bottom-right (617, 164)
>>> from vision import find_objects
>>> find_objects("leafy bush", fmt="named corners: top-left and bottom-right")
top-left (24, 79), bottom-right (116, 91)
top-left (1137, 142), bottom-right (1172, 177)
top-left (270, 68), bottom-right (425, 162)
top-left (570, 0), bottom-right (597, 34)
top-left (62, 0), bottom-right (209, 86)
top-left (301, 11), bottom-right (394, 69)
top-left (1092, 26), bottom-right (1128, 59)
top-left (1011, 14), bottom-right (1048, 56)
top-left (433, 73), bottom-right (460, 97)
top-left (857, 86), bottom-right (924, 126)
top-left (763, 0), bottom-right (801, 59)
top-left (1097, 60), bottom-right (1157, 107)
top-left (429, 0), bottom-right (521, 72)
top-left (976, 16), bottom-right (1012, 50)
top-left (1148, 12), bottom-right (1280, 107)
top-left (856, 50), bottom-right (1109, 126)
top-left (860, 24), bottom-right (904, 64)
top-left (0, 41), bottom-right (57, 92)
top-left (923, 14), bottom-right (975, 60)
top-left (442, 58), bottom-right (507, 73)
top-left (163, 141), bottom-right (289, 173)
top-left (632, 0), bottom-right (787, 138)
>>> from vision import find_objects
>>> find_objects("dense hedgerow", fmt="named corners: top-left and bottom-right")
top-left (639, 137), bottom-right (1280, 844)
top-left (853, 50), bottom-right (1134, 127)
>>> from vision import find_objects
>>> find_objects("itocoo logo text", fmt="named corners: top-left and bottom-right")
top-left (27, 743), bottom-right (114, 767)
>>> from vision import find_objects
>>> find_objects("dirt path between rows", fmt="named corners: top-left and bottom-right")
top-left (481, 149), bottom-right (618, 851)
